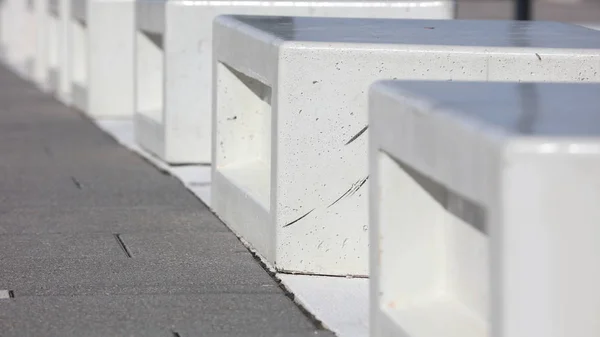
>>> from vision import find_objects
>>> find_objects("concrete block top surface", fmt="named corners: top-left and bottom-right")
top-left (370, 81), bottom-right (600, 205)
top-left (371, 81), bottom-right (600, 139)
top-left (219, 16), bottom-right (600, 51)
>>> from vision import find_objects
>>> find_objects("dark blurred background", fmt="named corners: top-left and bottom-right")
top-left (457, 0), bottom-right (600, 23)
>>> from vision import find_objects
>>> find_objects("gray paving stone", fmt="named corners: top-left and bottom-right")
top-left (0, 294), bottom-right (324, 337)
top-left (0, 256), bottom-right (279, 296)
top-left (0, 233), bottom-right (123, 258)
top-left (120, 231), bottom-right (249, 258)
top-left (11, 283), bottom-right (280, 297)
top-left (0, 173), bottom-right (202, 208)
top-left (181, 332), bottom-right (336, 337)
top-left (0, 207), bottom-right (228, 234)
top-left (0, 141), bottom-right (161, 171)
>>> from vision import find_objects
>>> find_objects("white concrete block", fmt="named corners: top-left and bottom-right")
top-left (212, 16), bottom-right (600, 276)
top-left (33, 0), bottom-right (49, 89)
top-left (369, 81), bottom-right (600, 337)
top-left (0, 0), bottom-right (37, 79)
top-left (45, 0), bottom-right (71, 103)
top-left (134, 0), bottom-right (455, 164)
top-left (47, 0), bottom-right (60, 93)
top-left (69, 0), bottom-right (134, 116)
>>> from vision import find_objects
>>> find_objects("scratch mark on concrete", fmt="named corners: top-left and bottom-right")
top-left (284, 208), bottom-right (315, 228)
top-left (345, 125), bottom-right (368, 145)
top-left (328, 176), bottom-right (369, 208)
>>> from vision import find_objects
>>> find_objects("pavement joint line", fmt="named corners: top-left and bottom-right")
top-left (113, 234), bottom-right (132, 258)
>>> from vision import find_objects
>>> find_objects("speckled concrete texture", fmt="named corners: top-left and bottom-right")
top-left (0, 65), bottom-right (333, 337)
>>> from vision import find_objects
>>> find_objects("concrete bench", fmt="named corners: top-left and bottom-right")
top-left (69, 0), bottom-right (134, 116)
top-left (212, 16), bottom-right (600, 276)
top-left (134, 0), bottom-right (455, 164)
top-left (369, 81), bottom-right (600, 337)
top-left (0, 0), bottom-right (38, 79)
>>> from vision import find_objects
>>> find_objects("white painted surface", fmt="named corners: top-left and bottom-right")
top-left (213, 16), bottom-right (600, 276)
top-left (96, 117), bottom-right (366, 337)
top-left (280, 274), bottom-right (369, 337)
top-left (69, 0), bottom-right (135, 116)
top-left (369, 81), bottom-right (600, 337)
top-left (134, 0), bottom-right (455, 164)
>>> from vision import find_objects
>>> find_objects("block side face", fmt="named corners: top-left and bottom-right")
top-left (71, 82), bottom-right (87, 112)
top-left (273, 45), bottom-right (491, 275)
top-left (212, 18), bottom-right (277, 263)
top-left (377, 151), bottom-right (488, 337)
top-left (211, 169), bottom-right (275, 264)
top-left (134, 113), bottom-right (166, 161)
top-left (370, 84), bottom-right (499, 337)
top-left (497, 148), bottom-right (600, 337)
top-left (486, 52), bottom-right (600, 82)
top-left (133, 28), bottom-right (164, 160)
top-left (214, 62), bottom-right (273, 210)
top-left (273, 43), bottom-right (600, 275)
top-left (87, 1), bottom-right (135, 117)
top-left (162, 6), bottom-right (216, 164)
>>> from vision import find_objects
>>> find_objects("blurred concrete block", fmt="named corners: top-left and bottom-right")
top-left (369, 80), bottom-right (600, 337)
top-left (69, 0), bottom-right (135, 116)
top-left (0, 0), bottom-right (37, 79)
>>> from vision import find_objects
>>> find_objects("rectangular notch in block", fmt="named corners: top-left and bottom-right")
top-left (215, 63), bottom-right (272, 210)
top-left (71, 17), bottom-right (87, 110)
top-left (377, 151), bottom-right (487, 337)
top-left (135, 30), bottom-right (164, 124)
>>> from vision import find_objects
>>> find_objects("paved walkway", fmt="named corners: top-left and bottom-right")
top-left (0, 66), bottom-right (333, 337)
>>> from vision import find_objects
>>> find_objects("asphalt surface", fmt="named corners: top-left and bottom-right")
top-left (0, 65), bottom-right (333, 337)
